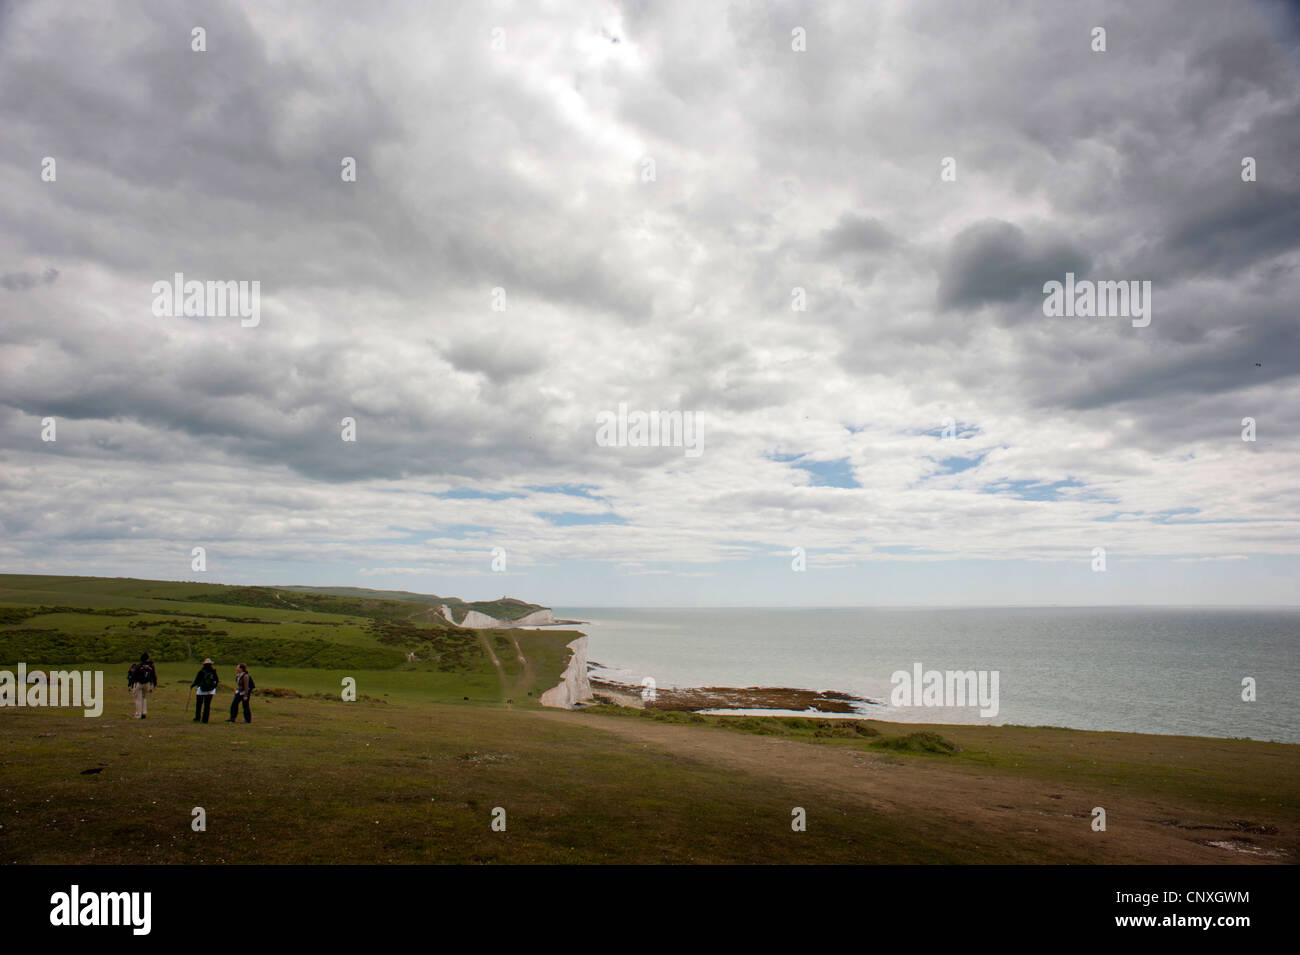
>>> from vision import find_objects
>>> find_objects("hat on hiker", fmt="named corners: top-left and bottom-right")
top-left (202, 658), bottom-right (214, 665)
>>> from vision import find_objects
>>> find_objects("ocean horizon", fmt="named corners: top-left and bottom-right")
top-left (559, 606), bottom-right (1300, 744)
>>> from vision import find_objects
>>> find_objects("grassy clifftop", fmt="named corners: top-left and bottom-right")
top-left (2, 573), bottom-right (1294, 865)
top-left (1, 684), bottom-right (1294, 864)
top-left (279, 585), bottom-right (547, 622)
top-left (0, 574), bottom-right (571, 689)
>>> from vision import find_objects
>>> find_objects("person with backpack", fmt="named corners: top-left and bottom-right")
top-left (190, 658), bottom-right (220, 723)
top-left (226, 662), bottom-right (254, 723)
top-left (127, 653), bottom-right (157, 720)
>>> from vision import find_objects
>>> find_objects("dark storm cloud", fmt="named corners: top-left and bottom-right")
top-left (937, 220), bottom-right (1091, 314)
top-left (819, 214), bottom-right (895, 256)
top-left (442, 338), bottom-right (541, 385)
top-left (1160, 187), bottom-right (1300, 279)
top-left (1, 267), bottom-right (57, 290)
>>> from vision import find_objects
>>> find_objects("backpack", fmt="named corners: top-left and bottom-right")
top-left (246, 674), bottom-right (255, 693)
top-left (126, 663), bottom-right (139, 687)
top-left (127, 662), bottom-right (153, 686)
top-left (198, 668), bottom-right (219, 692)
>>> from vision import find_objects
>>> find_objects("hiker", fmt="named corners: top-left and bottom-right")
top-left (190, 658), bottom-right (220, 723)
top-left (127, 653), bottom-right (157, 720)
top-left (226, 663), bottom-right (254, 723)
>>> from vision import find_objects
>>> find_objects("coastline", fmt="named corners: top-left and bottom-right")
top-left (590, 676), bottom-right (877, 714)
top-left (560, 607), bottom-right (1300, 744)
top-left (538, 635), bottom-right (593, 708)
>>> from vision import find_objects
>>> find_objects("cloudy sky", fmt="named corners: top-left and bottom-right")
top-left (2, 0), bottom-right (1298, 607)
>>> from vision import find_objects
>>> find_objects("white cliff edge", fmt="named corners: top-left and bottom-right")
top-left (440, 605), bottom-right (559, 629)
top-left (539, 636), bottom-right (593, 709)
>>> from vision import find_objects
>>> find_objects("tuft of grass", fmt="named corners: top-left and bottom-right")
top-left (598, 706), bottom-right (884, 741)
top-left (872, 731), bottom-right (959, 755)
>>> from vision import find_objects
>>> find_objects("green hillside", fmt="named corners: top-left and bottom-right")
top-left (0, 574), bottom-right (572, 697)
top-left (280, 585), bottom-right (547, 622)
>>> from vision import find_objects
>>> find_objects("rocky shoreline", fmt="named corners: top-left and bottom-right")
top-left (589, 676), bottom-right (877, 714)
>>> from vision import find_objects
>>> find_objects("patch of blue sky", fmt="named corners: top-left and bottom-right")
top-left (933, 451), bottom-right (989, 474)
top-left (436, 488), bottom-right (522, 501)
top-left (982, 478), bottom-right (1085, 501)
top-left (917, 421), bottom-right (982, 439)
top-left (526, 483), bottom-right (605, 500)
top-left (538, 512), bottom-right (628, 526)
top-left (1094, 508), bottom-right (1222, 524)
top-left (766, 452), bottom-right (861, 488)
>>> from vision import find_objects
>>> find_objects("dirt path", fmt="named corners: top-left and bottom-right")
top-left (404, 604), bottom-right (512, 702)
top-left (474, 630), bottom-right (507, 700)
top-left (273, 592), bottom-right (305, 611)
top-left (509, 632), bottom-right (534, 694)
top-left (527, 710), bottom-right (1294, 864)
top-left (404, 604), bottom-right (442, 624)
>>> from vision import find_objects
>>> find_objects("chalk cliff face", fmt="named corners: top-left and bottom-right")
top-left (539, 636), bottom-right (593, 709)
top-left (508, 608), bottom-right (559, 627)
top-left (440, 606), bottom-right (558, 629)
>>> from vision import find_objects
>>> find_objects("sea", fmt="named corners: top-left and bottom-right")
top-left (555, 606), bottom-right (1300, 744)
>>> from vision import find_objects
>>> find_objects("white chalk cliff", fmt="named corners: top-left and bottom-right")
top-left (440, 605), bottom-right (558, 629)
top-left (539, 636), bottom-right (593, 709)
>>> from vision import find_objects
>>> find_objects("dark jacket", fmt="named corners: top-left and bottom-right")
top-left (234, 671), bottom-right (251, 697)
top-left (127, 661), bottom-right (157, 688)
top-left (191, 664), bottom-right (220, 693)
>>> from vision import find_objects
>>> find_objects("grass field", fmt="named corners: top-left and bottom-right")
top-left (0, 574), bottom-right (573, 690)
top-left (2, 575), bottom-right (1297, 864)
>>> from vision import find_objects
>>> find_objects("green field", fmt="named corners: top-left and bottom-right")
top-left (1, 575), bottom-right (1297, 864)
top-left (0, 574), bottom-right (571, 697)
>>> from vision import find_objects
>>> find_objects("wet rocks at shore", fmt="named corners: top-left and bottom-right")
top-left (590, 677), bottom-right (877, 714)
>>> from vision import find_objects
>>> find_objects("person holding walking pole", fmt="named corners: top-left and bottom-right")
top-left (190, 658), bottom-right (219, 723)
